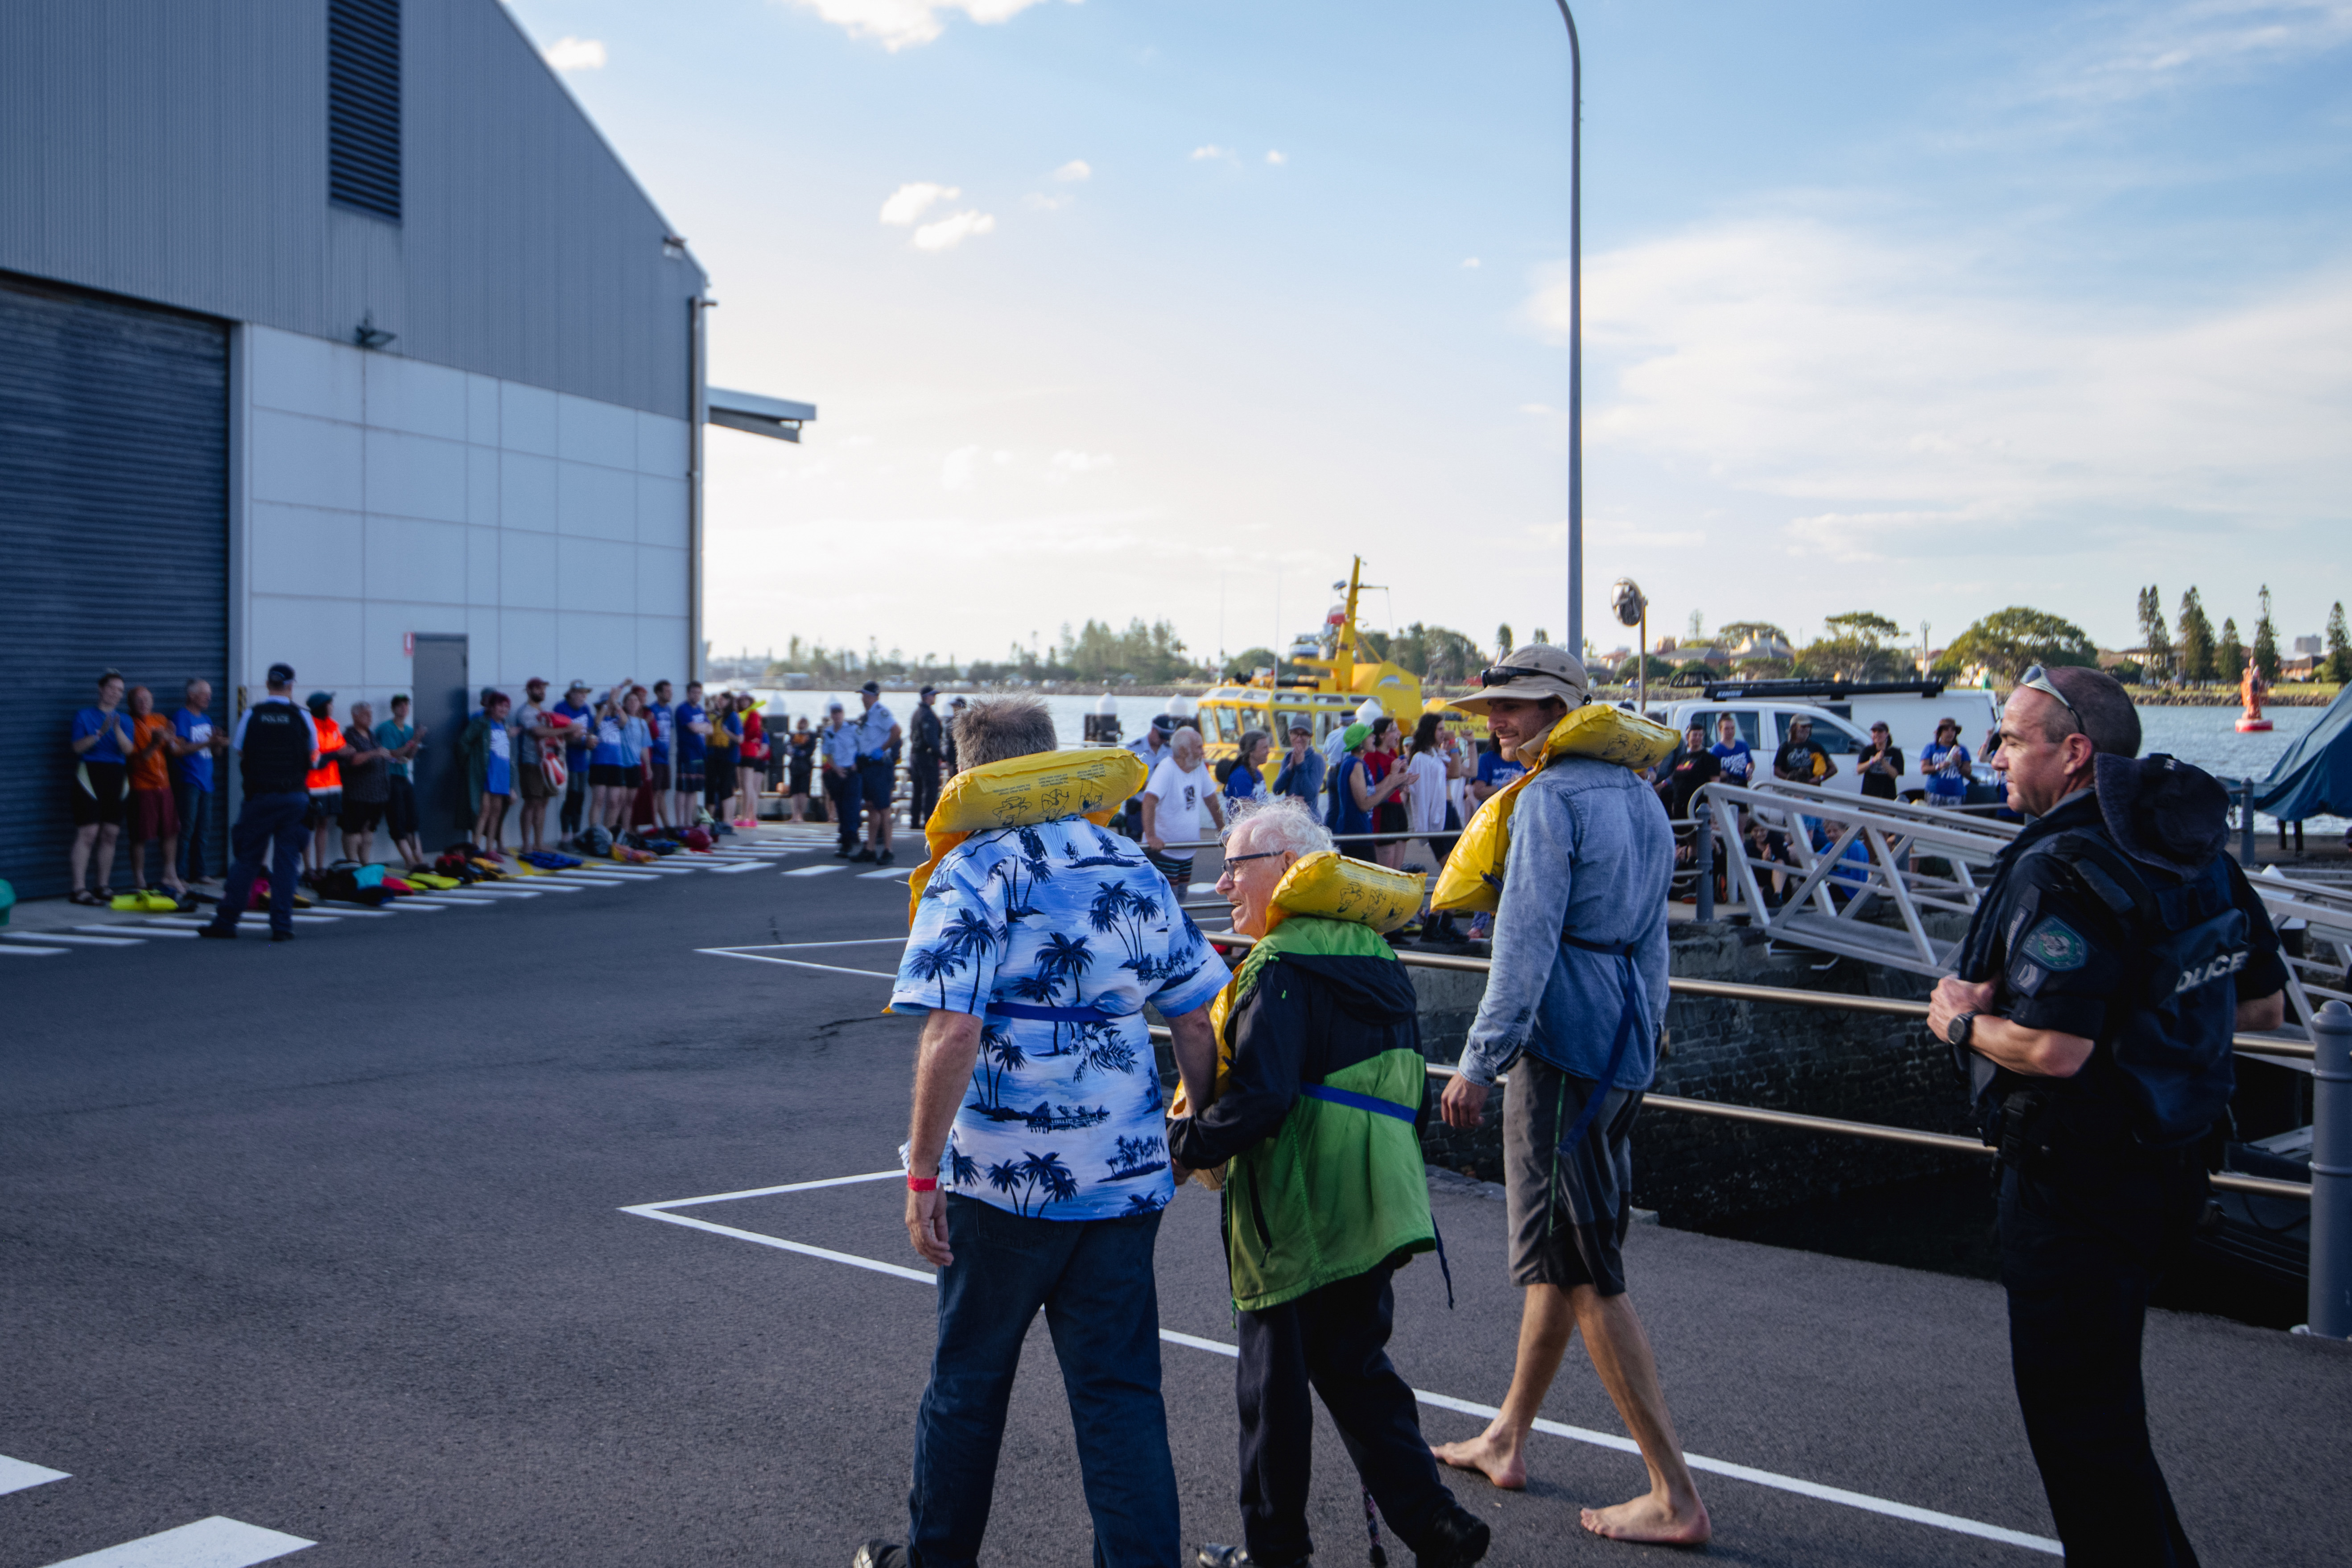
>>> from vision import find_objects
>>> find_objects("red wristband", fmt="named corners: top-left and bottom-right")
top-left (907, 1175), bottom-right (938, 1192)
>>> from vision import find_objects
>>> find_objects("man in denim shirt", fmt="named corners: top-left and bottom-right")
top-left (1431, 645), bottom-right (1711, 1548)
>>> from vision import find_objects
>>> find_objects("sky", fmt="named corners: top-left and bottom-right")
top-left (503, 0), bottom-right (2352, 668)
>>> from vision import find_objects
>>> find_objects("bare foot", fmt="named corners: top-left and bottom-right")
top-left (1580, 1492), bottom-right (1711, 1547)
top-left (1430, 1432), bottom-right (1527, 1491)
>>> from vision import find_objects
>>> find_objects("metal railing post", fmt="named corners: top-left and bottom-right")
top-left (1692, 805), bottom-right (1715, 922)
top-left (2241, 778), bottom-right (2258, 866)
top-left (2308, 999), bottom-right (2352, 1338)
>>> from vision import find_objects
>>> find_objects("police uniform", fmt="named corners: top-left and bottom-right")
top-left (907, 699), bottom-right (943, 829)
top-left (1954, 765), bottom-right (2285, 1565)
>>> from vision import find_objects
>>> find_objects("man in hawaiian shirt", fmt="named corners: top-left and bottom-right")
top-left (857, 696), bottom-right (1229, 1568)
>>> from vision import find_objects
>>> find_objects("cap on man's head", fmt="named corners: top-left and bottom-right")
top-left (1150, 714), bottom-right (1176, 734)
top-left (1448, 644), bottom-right (1590, 715)
top-left (950, 697), bottom-right (967, 708)
top-left (828, 700), bottom-right (846, 712)
top-left (266, 662), bottom-right (296, 686)
top-left (305, 691), bottom-right (334, 713)
top-left (567, 679), bottom-right (591, 694)
top-left (861, 680), bottom-right (881, 694)
top-left (1789, 714), bottom-right (1813, 729)
top-left (1288, 718), bottom-right (1313, 734)
top-left (526, 676), bottom-right (548, 690)
top-left (920, 684), bottom-right (937, 697)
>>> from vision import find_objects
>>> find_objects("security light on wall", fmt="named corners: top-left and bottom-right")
top-left (354, 314), bottom-right (396, 350)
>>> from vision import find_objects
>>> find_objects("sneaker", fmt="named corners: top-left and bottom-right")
top-left (876, 850), bottom-right (895, 867)
top-left (196, 923), bottom-right (235, 941)
top-left (851, 848), bottom-right (877, 864)
top-left (270, 929), bottom-right (296, 944)
top-left (834, 845), bottom-right (852, 858)
top-left (851, 1543), bottom-right (910, 1568)
top-left (1414, 1506), bottom-right (1492, 1568)
top-left (1194, 1549), bottom-right (1303, 1568)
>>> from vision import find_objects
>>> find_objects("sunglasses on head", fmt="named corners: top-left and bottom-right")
top-left (2018, 664), bottom-right (2078, 722)
top-left (1478, 664), bottom-right (1551, 688)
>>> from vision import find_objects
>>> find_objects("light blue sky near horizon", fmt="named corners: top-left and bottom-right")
top-left (506, 0), bottom-right (2352, 668)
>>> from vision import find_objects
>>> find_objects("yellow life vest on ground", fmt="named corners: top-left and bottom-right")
top-left (903, 747), bottom-right (1147, 925)
top-left (1429, 703), bottom-right (1679, 914)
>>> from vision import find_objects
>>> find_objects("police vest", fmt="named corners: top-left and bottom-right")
top-left (2012, 828), bottom-right (2248, 1149)
top-left (239, 701), bottom-right (312, 795)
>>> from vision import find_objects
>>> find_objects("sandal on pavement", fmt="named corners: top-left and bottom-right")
top-left (70, 889), bottom-right (101, 906)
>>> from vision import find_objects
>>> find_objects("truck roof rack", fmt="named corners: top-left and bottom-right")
top-left (1688, 677), bottom-right (1950, 701)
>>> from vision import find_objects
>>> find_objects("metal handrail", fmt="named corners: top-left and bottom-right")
top-left (1195, 929), bottom-right (2315, 1058)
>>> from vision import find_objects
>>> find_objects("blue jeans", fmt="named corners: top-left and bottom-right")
top-left (174, 779), bottom-right (213, 882)
top-left (909, 1196), bottom-right (1178, 1568)
top-left (211, 790), bottom-right (309, 937)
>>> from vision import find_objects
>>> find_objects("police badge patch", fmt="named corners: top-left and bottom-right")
top-left (2021, 916), bottom-right (2088, 972)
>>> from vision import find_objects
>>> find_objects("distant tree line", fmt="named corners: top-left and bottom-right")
top-left (2127, 584), bottom-right (2343, 684)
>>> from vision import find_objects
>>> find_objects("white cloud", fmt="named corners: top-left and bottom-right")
top-left (1462, 257), bottom-right (1481, 269)
top-left (774, 0), bottom-right (1078, 53)
top-left (1190, 144), bottom-right (1231, 161)
top-left (543, 36), bottom-right (607, 71)
top-left (1024, 192), bottom-right (1071, 212)
top-left (880, 182), bottom-right (958, 225)
top-left (1051, 450), bottom-right (1115, 474)
top-left (1522, 216), bottom-right (2352, 557)
top-left (913, 210), bottom-right (997, 251)
top-left (2038, 0), bottom-right (2352, 105)
top-left (1265, 149), bottom-right (1287, 165)
top-left (941, 444), bottom-right (982, 491)
top-left (1053, 159), bottom-right (1092, 182)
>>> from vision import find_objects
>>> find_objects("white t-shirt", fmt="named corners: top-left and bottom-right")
top-left (1405, 751), bottom-right (1449, 837)
top-left (1144, 756), bottom-right (1214, 862)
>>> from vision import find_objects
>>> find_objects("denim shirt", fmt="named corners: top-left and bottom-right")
top-left (1457, 755), bottom-right (1674, 1089)
top-left (1273, 747), bottom-right (1324, 803)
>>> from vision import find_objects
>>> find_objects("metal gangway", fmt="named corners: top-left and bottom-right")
top-left (1692, 779), bottom-right (2352, 1042)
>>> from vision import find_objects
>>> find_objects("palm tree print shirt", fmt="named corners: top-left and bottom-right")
top-left (891, 816), bottom-right (1230, 1221)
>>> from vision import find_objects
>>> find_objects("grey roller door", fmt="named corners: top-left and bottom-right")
top-left (0, 271), bottom-right (228, 901)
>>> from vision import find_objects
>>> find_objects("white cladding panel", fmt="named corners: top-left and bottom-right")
top-left (239, 326), bottom-right (691, 712)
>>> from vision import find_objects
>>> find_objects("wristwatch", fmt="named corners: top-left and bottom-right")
top-left (1946, 1011), bottom-right (1977, 1052)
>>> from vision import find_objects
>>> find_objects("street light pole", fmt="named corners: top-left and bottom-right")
top-left (1555, 1), bottom-right (1583, 662)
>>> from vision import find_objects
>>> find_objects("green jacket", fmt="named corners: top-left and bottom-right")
top-left (1167, 916), bottom-right (1434, 1312)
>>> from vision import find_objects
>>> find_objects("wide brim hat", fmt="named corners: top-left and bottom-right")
top-left (1447, 644), bottom-right (1590, 713)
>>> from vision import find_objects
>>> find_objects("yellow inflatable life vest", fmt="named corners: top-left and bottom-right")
top-left (904, 747), bottom-right (1148, 925)
top-left (1429, 703), bottom-right (1679, 915)
top-left (1168, 850), bottom-right (1424, 1134)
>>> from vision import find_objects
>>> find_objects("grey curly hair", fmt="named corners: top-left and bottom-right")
top-left (1221, 793), bottom-right (1333, 860)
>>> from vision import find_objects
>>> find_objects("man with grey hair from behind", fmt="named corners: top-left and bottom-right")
top-left (858, 695), bottom-right (1233, 1568)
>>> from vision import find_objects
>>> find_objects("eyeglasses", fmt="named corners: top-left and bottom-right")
top-left (2018, 664), bottom-right (2080, 729)
top-left (1222, 849), bottom-right (1287, 867)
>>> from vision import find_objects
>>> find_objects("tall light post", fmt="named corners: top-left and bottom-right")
top-left (1555, 1), bottom-right (1584, 661)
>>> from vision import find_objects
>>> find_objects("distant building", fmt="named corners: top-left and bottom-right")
top-left (2292, 634), bottom-right (2323, 656)
top-left (0, 0), bottom-right (809, 896)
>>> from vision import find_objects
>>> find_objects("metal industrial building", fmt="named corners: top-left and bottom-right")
top-left (0, 0), bottom-right (806, 899)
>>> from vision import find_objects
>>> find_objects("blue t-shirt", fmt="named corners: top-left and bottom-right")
top-left (1922, 741), bottom-right (1972, 803)
top-left (485, 723), bottom-right (513, 796)
top-left (73, 706), bottom-right (129, 764)
top-left (647, 701), bottom-right (673, 764)
top-left (171, 706), bottom-right (216, 791)
top-left (376, 720), bottom-right (415, 780)
top-left (891, 817), bottom-right (1231, 1221)
top-left (1336, 755), bottom-right (1374, 835)
top-left (618, 715), bottom-right (649, 767)
top-left (1710, 739), bottom-right (1755, 786)
top-left (1223, 759), bottom-right (1264, 804)
top-left (592, 710), bottom-right (627, 767)
top-left (554, 699), bottom-right (593, 752)
top-left (1475, 749), bottom-right (1526, 793)
top-left (675, 701), bottom-right (707, 763)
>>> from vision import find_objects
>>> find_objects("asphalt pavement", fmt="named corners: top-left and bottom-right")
top-left (4, 830), bottom-right (2348, 1568)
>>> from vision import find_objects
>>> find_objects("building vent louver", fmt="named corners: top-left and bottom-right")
top-left (328, 0), bottom-right (402, 221)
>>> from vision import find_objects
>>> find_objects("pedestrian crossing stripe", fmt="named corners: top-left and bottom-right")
top-left (781, 864), bottom-right (846, 877)
top-left (41, 1514), bottom-right (314, 1567)
top-left (0, 1454), bottom-right (69, 1494)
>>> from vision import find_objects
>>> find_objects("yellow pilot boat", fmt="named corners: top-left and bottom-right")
top-left (1195, 557), bottom-right (1483, 781)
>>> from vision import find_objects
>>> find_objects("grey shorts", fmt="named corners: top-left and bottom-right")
top-left (1504, 1052), bottom-right (1642, 1297)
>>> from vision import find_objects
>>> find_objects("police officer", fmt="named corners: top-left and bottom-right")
top-left (1928, 665), bottom-right (2286, 1565)
top-left (198, 663), bottom-right (319, 944)
top-left (907, 685), bottom-right (944, 829)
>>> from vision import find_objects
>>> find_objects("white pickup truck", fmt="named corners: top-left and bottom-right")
top-left (1651, 681), bottom-right (2003, 800)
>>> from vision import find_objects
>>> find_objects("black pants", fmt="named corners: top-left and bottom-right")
top-left (1237, 1263), bottom-right (1457, 1565)
top-left (908, 753), bottom-right (940, 829)
top-left (2000, 1150), bottom-right (2204, 1566)
top-left (825, 771), bottom-right (861, 851)
top-left (559, 757), bottom-right (590, 835)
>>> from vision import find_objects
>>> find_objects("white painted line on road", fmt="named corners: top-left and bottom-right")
top-left (706, 860), bottom-right (773, 874)
top-left (782, 865), bottom-right (847, 877)
top-left (309, 906), bottom-right (397, 916)
top-left (434, 887), bottom-right (540, 900)
top-left (729, 937), bottom-right (909, 950)
top-left (39, 1515), bottom-right (315, 1567)
top-left (625, 1173), bottom-right (2066, 1560)
top-left (0, 1453), bottom-right (70, 1494)
top-left (694, 949), bottom-right (898, 979)
top-left (0, 944), bottom-right (73, 956)
top-left (377, 901), bottom-right (445, 911)
top-left (858, 868), bottom-right (912, 881)
top-left (77, 924), bottom-right (198, 940)
top-left (498, 880), bottom-right (584, 893)
top-left (6, 931), bottom-right (146, 947)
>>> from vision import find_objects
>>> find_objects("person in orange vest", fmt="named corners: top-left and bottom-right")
top-left (304, 691), bottom-right (351, 880)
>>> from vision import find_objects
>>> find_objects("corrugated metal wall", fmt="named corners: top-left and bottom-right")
top-left (0, 273), bottom-right (229, 902)
top-left (0, 0), bottom-right (704, 420)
